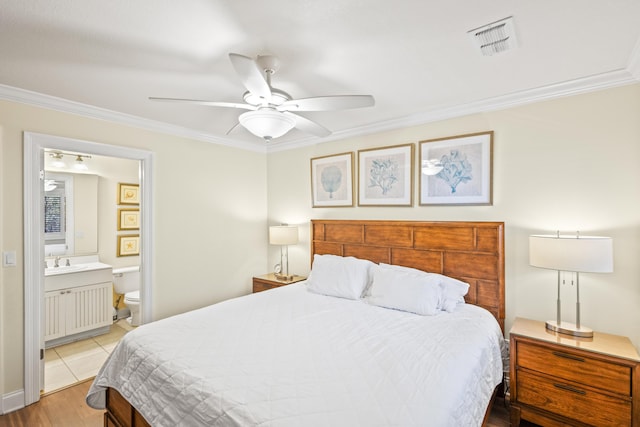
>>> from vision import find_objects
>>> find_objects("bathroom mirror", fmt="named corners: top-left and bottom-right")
top-left (44, 172), bottom-right (99, 256)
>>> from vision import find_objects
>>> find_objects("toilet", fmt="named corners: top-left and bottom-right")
top-left (112, 266), bottom-right (141, 326)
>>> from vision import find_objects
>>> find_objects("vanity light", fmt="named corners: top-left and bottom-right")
top-left (74, 155), bottom-right (88, 171)
top-left (50, 152), bottom-right (66, 168)
top-left (47, 151), bottom-right (92, 170)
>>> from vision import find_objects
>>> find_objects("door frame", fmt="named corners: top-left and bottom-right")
top-left (23, 132), bottom-right (154, 405)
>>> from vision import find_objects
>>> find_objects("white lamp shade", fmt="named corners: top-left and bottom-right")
top-left (269, 225), bottom-right (299, 245)
top-left (239, 109), bottom-right (296, 140)
top-left (529, 234), bottom-right (613, 273)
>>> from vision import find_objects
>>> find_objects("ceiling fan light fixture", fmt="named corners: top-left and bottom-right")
top-left (421, 159), bottom-right (443, 176)
top-left (239, 109), bottom-right (296, 140)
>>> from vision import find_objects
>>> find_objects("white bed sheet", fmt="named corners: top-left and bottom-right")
top-left (87, 282), bottom-right (505, 426)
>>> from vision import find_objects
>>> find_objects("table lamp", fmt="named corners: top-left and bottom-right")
top-left (529, 232), bottom-right (613, 338)
top-left (269, 225), bottom-right (299, 281)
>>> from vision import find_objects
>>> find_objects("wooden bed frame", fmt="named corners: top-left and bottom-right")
top-left (103, 219), bottom-right (505, 427)
top-left (311, 219), bottom-right (505, 331)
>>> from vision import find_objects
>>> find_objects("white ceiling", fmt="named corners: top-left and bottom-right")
top-left (1, 0), bottom-right (639, 151)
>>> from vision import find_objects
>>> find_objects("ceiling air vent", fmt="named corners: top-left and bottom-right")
top-left (468, 16), bottom-right (517, 56)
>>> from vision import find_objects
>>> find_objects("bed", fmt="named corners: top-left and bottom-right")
top-left (87, 219), bottom-right (506, 427)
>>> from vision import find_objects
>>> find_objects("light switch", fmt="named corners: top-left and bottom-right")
top-left (3, 251), bottom-right (16, 267)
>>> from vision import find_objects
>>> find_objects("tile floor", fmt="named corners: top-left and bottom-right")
top-left (43, 319), bottom-right (135, 394)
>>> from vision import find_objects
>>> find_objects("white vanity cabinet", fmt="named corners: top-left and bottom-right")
top-left (44, 262), bottom-right (113, 347)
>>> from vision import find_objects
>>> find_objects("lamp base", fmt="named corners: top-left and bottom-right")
top-left (545, 320), bottom-right (593, 338)
top-left (274, 273), bottom-right (295, 282)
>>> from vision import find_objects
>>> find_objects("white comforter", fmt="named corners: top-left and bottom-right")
top-left (87, 282), bottom-right (505, 426)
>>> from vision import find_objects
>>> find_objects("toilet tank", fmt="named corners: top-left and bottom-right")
top-left (112, 266), bottom-right (140, 294)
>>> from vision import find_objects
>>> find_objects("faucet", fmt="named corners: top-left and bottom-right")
top-left (54, 256), bottom-right (60, 268)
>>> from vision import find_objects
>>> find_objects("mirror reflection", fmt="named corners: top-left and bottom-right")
top-left (44, 172), bottom-right (98, 256)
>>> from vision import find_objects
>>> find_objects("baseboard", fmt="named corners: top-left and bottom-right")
top-left (1, 388), bottom-right (25, 414)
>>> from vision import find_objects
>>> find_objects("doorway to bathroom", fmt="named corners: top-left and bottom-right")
top-left (23, 132), bottom-right (154, 405)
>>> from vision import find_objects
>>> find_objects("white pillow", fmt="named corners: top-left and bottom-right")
top-left (306, 254), bottom-right (375, 300)
top-left (379, 263), bottom-right (469, 312)
top-left (365, 265), bottom-right (442, 315)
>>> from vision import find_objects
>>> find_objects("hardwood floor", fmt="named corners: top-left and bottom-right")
top-left (0, 382), bottom-right (531, 426)
top-left (0, 380), bottom-right (102, 427)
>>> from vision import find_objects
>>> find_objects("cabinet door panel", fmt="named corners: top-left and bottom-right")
top-left (65, 282), bottom-right (113, 336)
top-left (44, 290), bottom-right (65, 341)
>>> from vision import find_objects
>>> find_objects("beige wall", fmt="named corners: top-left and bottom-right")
top-left (2, 83), bottom-right (639, 402)
top-left (0, 100), bottom-right (268, 396)
top-left (267, 83), bottom-right (640, 349)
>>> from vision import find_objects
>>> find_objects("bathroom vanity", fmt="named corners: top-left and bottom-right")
top-left (44, 257), bottom-right (113, 348)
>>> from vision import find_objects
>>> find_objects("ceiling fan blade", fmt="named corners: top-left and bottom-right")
top-left (284, 112), bottom-right (331, 137)
top-left (225, 121), bottom-right (242, 135)
top-left (149, 97), bottom-right (256, 110)
top-left (228, 53), bottom-right (272, 102)
top-left (279, 95), bottom-right (374, 112)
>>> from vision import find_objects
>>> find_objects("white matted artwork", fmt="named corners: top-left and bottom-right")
top-left (358, 143), bottom-right (413, 206)
top-left (419, 131), bottom-right (493, 205)
top-left (310, 152), bottom-right (354, 207)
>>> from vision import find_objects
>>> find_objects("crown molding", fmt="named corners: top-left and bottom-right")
top-left (0, 84), bottom-right (266, 153)
top-left (627, 37), bottom-right (640, 80)
top-left (1, 66), bottom-right (638, 155)
top-left (267, 68), bottom-right (639, 153)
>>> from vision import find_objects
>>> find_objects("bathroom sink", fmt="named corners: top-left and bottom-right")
top-left (45, 265), bottom-right (88, 276)
top-left (44, 261), bottom-right (112, 291)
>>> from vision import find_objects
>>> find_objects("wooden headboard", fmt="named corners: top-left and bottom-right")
top-left (311, 220), bottom-right (505, 332)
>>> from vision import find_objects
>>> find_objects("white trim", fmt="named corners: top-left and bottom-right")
top-left (2, 67), bottom-right (639, 155)
top-left (23, 132), bottom-right (154, 406)
top-left (267, 68), bottom-right (640, 153)
top-left (0, 84), bottom-right (265, 154)
top-left (1, 389), bottom-right (25, 415)
top-left (627, 37), bottom-right (640, 80)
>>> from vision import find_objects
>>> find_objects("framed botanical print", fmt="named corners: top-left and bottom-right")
top-left (310, 152), bottom-right (354, 207)
top-left (419, 131), bottom-right (493, 205)
top-left (358, 143), bottom-right (414, 206)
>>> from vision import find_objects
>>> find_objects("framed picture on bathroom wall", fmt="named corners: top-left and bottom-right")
top-left (118, 183), bottom-right (139, 205)
top-left (117, 235), bottom-right (139, 257)
top-left (117, 208), bottom-right (140, 231)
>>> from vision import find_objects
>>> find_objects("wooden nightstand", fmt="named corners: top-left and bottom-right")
top-left (509, 317), bottom-right (640, 427)
top-left (252, 273), bottom-right (306, 293)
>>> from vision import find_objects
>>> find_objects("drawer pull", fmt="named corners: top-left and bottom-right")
top-left (552, 351), bottom-right (585, 362)
top-left (553, 383), bottom-right (586, 395)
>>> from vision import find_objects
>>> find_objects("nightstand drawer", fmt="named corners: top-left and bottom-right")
top-left (517, 369), bottom-right (631, 426)
top-left (252, 281), bottom-right (284, 293)
top-left (517, 341), bottom-right (631, 396)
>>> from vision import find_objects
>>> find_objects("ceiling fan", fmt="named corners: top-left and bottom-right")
top-left (150, 53), bottom-right (375, 141)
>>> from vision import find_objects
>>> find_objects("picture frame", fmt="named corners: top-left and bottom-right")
top-left (310, 152), bottom-right (354, 207)
top-left (358, 143), bottom-right (414, 206)
top-left (117, 234), bottom-right (140, 257)
top-left (117, 183), bottom-right (139, 205)
top-left (419, 131), bottom-right (493, 206)
top-left (117, 208), bottom-right (140, 231)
